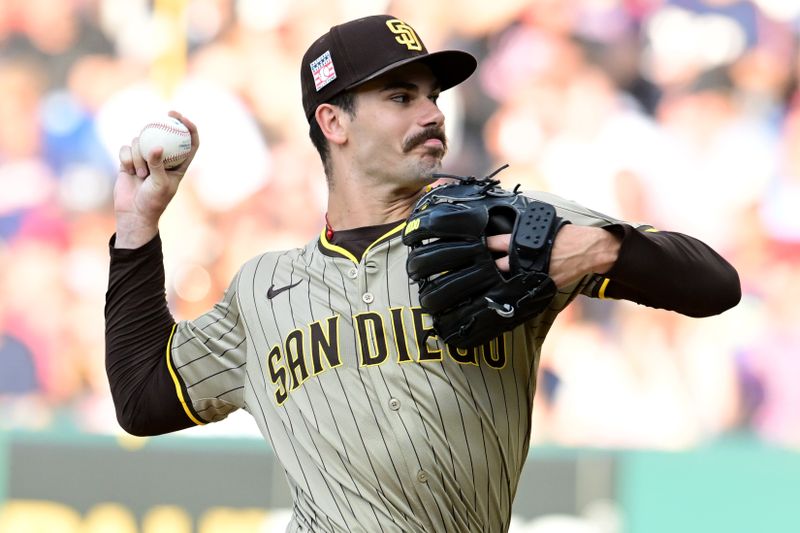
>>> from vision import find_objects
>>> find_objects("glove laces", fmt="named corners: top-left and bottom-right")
top-left (432, 163), bottom-right (511, 193)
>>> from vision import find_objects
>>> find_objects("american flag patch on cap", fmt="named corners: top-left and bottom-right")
top-left (310, 50), bottom-right (336, 91)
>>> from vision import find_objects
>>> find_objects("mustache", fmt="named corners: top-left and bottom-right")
top-left (402, 127), bottom-right (447, 153)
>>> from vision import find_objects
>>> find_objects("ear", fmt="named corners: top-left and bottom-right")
top-left (315, 103), bottom-right (348, 146)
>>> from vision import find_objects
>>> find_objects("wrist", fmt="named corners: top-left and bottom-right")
top-left (115, 214), bottom-right (159, 249)
top-left (594, 228), bottom-right (621, 275)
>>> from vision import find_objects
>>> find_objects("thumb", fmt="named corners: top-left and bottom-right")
top-left (144, 146), bottom-right (170, 189)
top-left (146, 145), bottom-right (165, 173)
top-left (145, 146), bottom-right (167, 179)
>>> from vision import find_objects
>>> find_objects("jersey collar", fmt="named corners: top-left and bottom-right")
top-left (318, 220), bottom-right (406, 263)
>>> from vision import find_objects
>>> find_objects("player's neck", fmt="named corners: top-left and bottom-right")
top-left (326, 193), bottom-right (416, 230)
top-left (326, 174), bottom-right (423, 231)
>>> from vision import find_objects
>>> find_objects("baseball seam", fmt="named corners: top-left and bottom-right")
top-left (144, 122), bottom-right (190, 135)
top-left (143, 122), bottom-right (191, 166)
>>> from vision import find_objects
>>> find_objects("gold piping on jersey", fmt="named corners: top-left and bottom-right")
top-left (165, 324), bottom-right (205, 426)
top-left (319, 222), bottom-right (407, 264)
top-left (598, 278), bottom-right (611, 299)
top-left (595, 225), bottom-right (657, 299)
top-left (319, 228), bottom-right (359, 263)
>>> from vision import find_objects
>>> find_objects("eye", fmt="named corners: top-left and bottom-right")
top-left (390, 93), bottom-right (411, 104)
top-left (429, 93), bottom-right (440, 104)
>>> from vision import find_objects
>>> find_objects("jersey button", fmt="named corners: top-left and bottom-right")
top-left (348, 267), bottom-right (358, 279)
top-left (388, 398), bottom-right (400, 411)
top-left (362, 292), bottom-right (374, 304)
top-left (416, 470), bottom-right (428, 483)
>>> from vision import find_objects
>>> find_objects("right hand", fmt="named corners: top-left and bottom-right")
top-left (113, 110), bottom-right (199, 249)
top-left (486, 225), bottom-right (621, 288)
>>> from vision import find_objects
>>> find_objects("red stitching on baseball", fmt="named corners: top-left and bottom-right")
top-left (142, 122), bottom-right (191, 167)
top-left (164, 152), bottom-right (190, 165)
top-left (144, 122), bottom-right (190, 136)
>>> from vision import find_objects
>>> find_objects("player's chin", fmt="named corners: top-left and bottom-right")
top-left (418, 146), bottom-right (446, 167)
top-left (415, 155), bottom-right (445, 180)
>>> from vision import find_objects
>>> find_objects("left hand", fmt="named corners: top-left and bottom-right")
top-left (487, 225), bottom-right (621, 288)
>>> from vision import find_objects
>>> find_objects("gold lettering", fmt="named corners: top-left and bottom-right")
top-left (482, 333), bottom-right (507, 369)
top-left (390, 308), bottom-right (413, 363)
top-left (267, 345), bottom-right (288, 405)
top-left (355, 312), bottom-right (388, 366)
top-left (447, 344), bottom-right (478, 365)
top-left (404, 218), bottom-right (420, 235)
top-left (285, 329), bottom-right (308, 389)
top-left (386, 20), bottom-right (423, 51)
top-left (412, 308), bottom-right (442, 361)
top-left (310, 316), bottom-right (341, 374)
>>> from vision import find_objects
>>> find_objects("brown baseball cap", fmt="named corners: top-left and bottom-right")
top-left (301, 15), bottom-right (477, 122)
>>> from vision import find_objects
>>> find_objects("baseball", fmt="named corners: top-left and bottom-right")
top-left (138, 116), bottom-right (192, 169)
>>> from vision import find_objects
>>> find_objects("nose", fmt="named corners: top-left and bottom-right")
top-left (419, 97), bottom-right (444, 129)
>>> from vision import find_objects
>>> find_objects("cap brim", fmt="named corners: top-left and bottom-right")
top-left (346, 50), bottom-right (477, 93)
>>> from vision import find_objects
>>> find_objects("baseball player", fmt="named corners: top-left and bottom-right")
top-left (106, 15), bottom-right (741, 532)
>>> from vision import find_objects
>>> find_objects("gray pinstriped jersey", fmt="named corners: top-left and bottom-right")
top-left (167, 192), bottom-right (623, 532)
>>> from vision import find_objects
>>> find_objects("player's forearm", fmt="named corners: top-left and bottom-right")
top-left (599, 224), bottom-right (741, 316)
top-left (105, 234), bottom-right (195, 435)
top-left (114, 213), bottom-right (160, 249)
top-left (548, 225), bottom-right (621, 288)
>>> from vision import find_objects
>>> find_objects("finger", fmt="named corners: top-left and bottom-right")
top-left (168, 110), bottom-right (199, 171)
top-left (169, 109), bottom-right (198, 145)
top-left (145, 145), bottom-right (166, 181)
top-left (486, 234), bottom-right (511, 253)
top-left (118, 145), bottom-right (135, 175)
top-left (131, 137), bottom-right (151, 177)
top-left (495, 256), bottom-right (510, 272)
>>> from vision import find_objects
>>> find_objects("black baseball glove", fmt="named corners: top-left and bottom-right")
top-left (402, 166), bottom-right (569, 348)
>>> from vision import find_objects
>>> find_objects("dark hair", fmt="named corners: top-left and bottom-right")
top-left (308, 90), bottom-right (357, 178)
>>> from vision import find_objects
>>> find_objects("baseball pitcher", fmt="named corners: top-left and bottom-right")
top-left (106, 15), bottom-right (741, 533)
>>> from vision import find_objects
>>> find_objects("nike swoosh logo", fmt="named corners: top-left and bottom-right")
top-left (267, 280), bottom-right (302, 299)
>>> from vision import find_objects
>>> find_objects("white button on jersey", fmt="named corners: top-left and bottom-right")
top-left (416, 470), bottom-right (428, 483)
top-left (388, 398), bottom-right (400, 410)
top-left (347, 267), bottom-right (358, 279)
top-left (362, 292), bottom-right (374, 304)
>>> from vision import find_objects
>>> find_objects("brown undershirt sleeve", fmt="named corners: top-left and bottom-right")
top-left (105, 234), bottom-right (197, 436)
top-left (595, 224), bottom-right (741, 316)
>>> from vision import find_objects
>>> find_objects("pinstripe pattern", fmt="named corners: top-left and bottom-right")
top-left (167, 192), bottom-right (622, 532)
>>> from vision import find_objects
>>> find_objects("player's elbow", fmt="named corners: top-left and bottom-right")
top-left (685, 262), bottom-right (742, 317)
top-left (714, 262), bottom-right (742, 313)
top-left (117, 420), bottom-right (154, 438)
top-left (114, 402), bottom-right (162, 437)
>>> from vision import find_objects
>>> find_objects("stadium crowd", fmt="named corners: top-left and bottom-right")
top-left (1, 0), bottom-right (798, 450)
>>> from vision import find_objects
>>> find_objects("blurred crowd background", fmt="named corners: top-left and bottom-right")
top-left (0, 0), bottom-right (798, 451)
